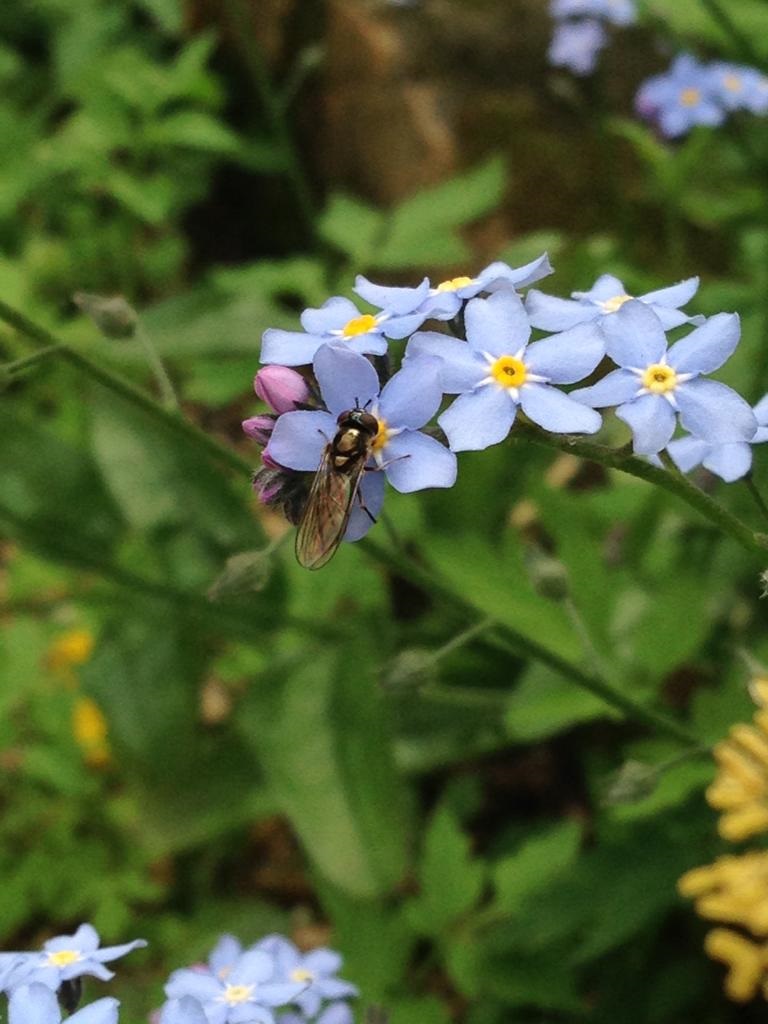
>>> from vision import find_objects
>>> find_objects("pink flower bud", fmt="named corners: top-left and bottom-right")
top-left (261, 450), bottom-right (282, 470)
top-left (254, 366), bottom-right (310, 413)
top-left (242, 415), bottom-right (274, 444)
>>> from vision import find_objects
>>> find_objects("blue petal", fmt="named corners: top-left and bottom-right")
top-left (344, 334), bottom-right (389, 357)
top-left (92, 939), bottom-right (146, 963)
top-left (666, 436), bottom-right (710, 472)
top-left (754, 393), bottom-right (768, 424)
top-left (405, 332), bottom-right (485, 393)
top-left (524, 322), bottom-right (604, 383)
top-left (666, 313), bottom-right (741, 374)
top-left (477, 253), bottom-right (554, 291)
top-left (160, 997), bottom-right (209, 1024)
top-left (640, 276), bottom-right (699, 308)
top-left (315, 978), bottom-right (358, 999)
top-left (572, 274), bottom-right (626, 303)
top-left (754, 427), bottom-right (768, 444)
top-left (345, 470), bottom-right (385, 542)
top-left (209, 936), bottom-right (242, 976)
top-left (70, 999), bottom-right (119, 1024)
top-left (703, 442), bottom-right (753, 482)
top-left (420, 292), bottom-right (462, 319)
top-left (266, 411), bottom-right (335, 471)
top-left (260, 329), bottom-right (323, 367)
top-left (257, 982), bottom-right (308, 1007)
top-left (616, 394), bottom-right (676, 454)
top-left (439, 387), bottom-right (516, 452)
top-left (464, 291), bottom-right (530, 357)
top-left (570, 368), bottom-right (640, 408)
top-left (296, 990), bottom-right (323, 1018)
top-left (353, 276), bottom-right (429, 315)
top-left (676, 379), bottom-right (757, 442)
top-left (70, 926), bottom-right (99, 953)
top-left (65, 963), bottom-right (112, 983)
top-left (317, 1004), bottom-right (354, 1024)
top-left (165, 971), bottom-right (222, 1002)
top-left (650, 306), bottom-right (705, 329)
top-left (229, 951), bottom-right (276, 987)
top-left (383, 432), bottom-right (457, 492)
top-left (602, 301), bottom-right (668, 367)
top-left (252, 935), bottom-right (297, 977)
top-left (9, 984), bottom-right (60, 1024)
top-left (303, 950), bottom-right (342, 976)
top-left (380, 311), bottom-right (430, 339)
top-left (301, 297), bottom-right (359, 335)
top-left (314, 346), bottom-right (380, 415)
top-left (520, 384), bottom-right (602, 434)
top-left (229, 1006), bottom-right (273, 1024)
top-left (379, 356), bottom-right (442, 429)
top-left (525, 291), bottom-right (596, 331)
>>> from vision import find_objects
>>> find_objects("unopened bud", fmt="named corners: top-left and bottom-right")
top-left (242, 414), bottom-right (275, 445)
top-left (254, 365), bottom-right (310, 413)
top-left (208, 549), bottom-right (275, 599)
top-left (383, 648), bottom-right (437, 689)
top-left (602, 760), bottom-right (659, 806)
top-left (73, 292), bottom-right (138, 340)
top-left (524, 547), bottom-right (569, 602)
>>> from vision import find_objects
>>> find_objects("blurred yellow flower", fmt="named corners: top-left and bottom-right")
top-left (46, 628), bottom-right (95, 676)
top-left (704, 929), bottom-right (768, 1002)
top-left (707, 710), bottom-right (768, 841)
top-left (679, 851), bottom-right (768, 935)
top-left (72, 696), bottom-right (111, 769)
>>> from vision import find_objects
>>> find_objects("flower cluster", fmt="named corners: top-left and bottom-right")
top-left (636, 53), bottom-right (768, 139)
top-left (245, 257), bottom-right (765, 564)
top-left (679, 678), bottom-right (768, 1002)
top-left (0, 927), bottom-right (357, 1024)
top-left (547, 0), bottom-right (635, 76)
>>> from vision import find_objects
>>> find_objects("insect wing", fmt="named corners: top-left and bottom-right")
top-left (295, 446), bottom-right (366, 570)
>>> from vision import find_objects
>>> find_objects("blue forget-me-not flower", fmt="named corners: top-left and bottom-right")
top-left (8, 984), bottom-right (118, 1024)
top-left (548, 19), bottom-right (607, 76)
top-left (254, 936), bottom-right (357, 1021)
top-left (160, 997), bottom-right (209, 1024)
top-left (570, 300), bottom-right (757, 454)
top-left (260, 295), bottom-right (428, 367)
top-left (165, 948), bottom-right (306, 1024)
top-left (266, 346), bottom-right (457, 539)
top-left (407, 290), bottom-right (603, 451)
top-left (707, 61), bottom-right (768, 114)
top-left (666, 395), bottom-right (768, 482)
top-left (635, 53), bottom-right (726, 138)
top-left (550, 0), bottom-right (636, 25)
top-left (0, 925), bottom-right (146, 993)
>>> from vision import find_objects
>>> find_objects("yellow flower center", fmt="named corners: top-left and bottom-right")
top-left (291, 968), bottom-right (315, 983)
top-left (46, 629), bottom-right (95, 673)
top-left (680, 87), bottom-right (701, 107)
top-left (642, 363), bottom-right (678, 394)
top-left (222, 984), bottom-right (254, 1005)
top-left (341, 314), bottom-right (377, 338)
top-left (435, 276), bottom-right (473, 293)
top-left (371, 416), bottom-right (389, 454)
top-left (601, 293), bottom-right (633, 314)
top-left (723, 73), bottom-right (743, 92)
top-left (47, 950), bottom-right (81, 968)
top-left (490, 355), bottom-right (527, 389)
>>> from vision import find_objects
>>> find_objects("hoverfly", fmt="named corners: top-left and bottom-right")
top-left (295, 407), bottom-right (380, 570)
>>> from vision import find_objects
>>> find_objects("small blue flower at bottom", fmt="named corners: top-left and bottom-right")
top-left (279, 1005), bottom-right (353, 1024)
top-left (165, 949), bottom-right (306, 1024)
top-left (407, 289), bottom-right (603, 452)
top-left (254, 936), bottom-right (357, 1020)
top-left (1, 925), bottom-right (146, 993)
top-left (9, 983), bottom-right (118, 1024)
top-left (570, 301), bottom-right (757, 455)
top-left (265, 346), bottom-right (457, 541)
top-left (160, 997), bottom-right (209, 1024)
top-left (665, 395), bottom-right (768, 482)
top-left (708, 61), bottom-right (768, 114)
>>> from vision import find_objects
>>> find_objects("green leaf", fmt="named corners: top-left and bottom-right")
top-left (134, 0), bottom-right (184, 34)
top-left (505, 663), bottom-right (613, 742)
top-left (319, 194), bottom-right (386, 264)
top-left (373, 157), bottom-right (507, 269)
top-left (148, 111), bottom-right (244, 155)
top-left (492, 819), bottom-right (581, 914)
top-left (407, 803), bottom-right (485, 934)
top-left (243, 639), bottom-right (411, 898)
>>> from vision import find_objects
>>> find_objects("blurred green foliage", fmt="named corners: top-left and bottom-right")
top-left (5, 1), bottom-right (768, 1022)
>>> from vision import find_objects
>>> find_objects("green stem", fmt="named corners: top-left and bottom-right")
top-left (515, 425), bottom-right (768, 555)
top-left (134, 323), bottom-right (179, 410)
top-left (361, 537), bottom-right (701, 748)
top-left (0, 299), bottom-right (253, 478)
top-left (744, 475), bottom-right (768, 530)
top-left (2, 344), bottom-right (64, 375)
